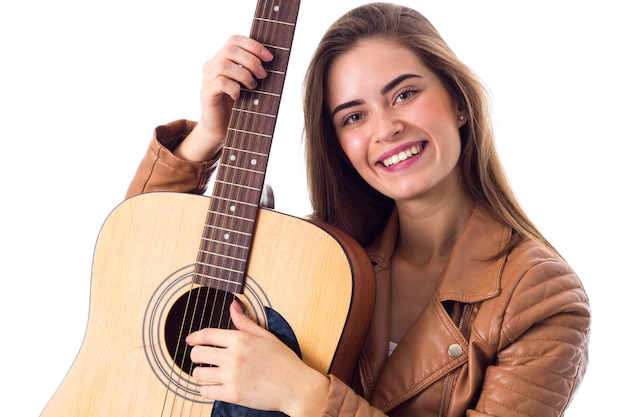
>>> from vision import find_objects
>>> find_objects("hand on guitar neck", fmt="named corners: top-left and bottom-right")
top-left (174, 35), bottom-right (274, 164)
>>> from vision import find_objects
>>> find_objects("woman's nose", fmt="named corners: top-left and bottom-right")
top-left (373, 110), bottom-right (403, 142)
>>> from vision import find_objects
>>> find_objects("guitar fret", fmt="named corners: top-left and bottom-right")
top-left (253, 17), bottom-right (296, 27)
top-left (202, 236), bottom-right (250, 250)
top-left (215, 179), bottom-right (262, 193)
top-left (207, 210), bottom-right (256, 224)
top-left (198, 250), bottom-right (247, 264)
top-left (224, 164), bottom-right (265, 176)
top-left (197, 262), bottom-right (247, 276)
top-left (204, 224), bottom-right (253, 238)
top-left (227, 127), bottom-right (273, 139)
top-left (240, 88), bottom-right (281, 98)
top-left (213, 195), bottom-right (259, 209)
top-left (264, 43), bottom-right (291, 52)
top-left (194, 272), bottom-right (242, 286)
top-left (222, 145), bottom-right (269, 158)
top-left (211, 182), bottom-right (264, 207)
top-left (232, 108), bottom-right (277, 119)
top-left (203, 231), bottom-right (252, 246)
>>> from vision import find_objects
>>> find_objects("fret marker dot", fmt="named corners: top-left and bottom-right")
top-left (230, 155), bottom-right (236, 161)
top-left (253, 99), bottom-right (259, 106)
top-left (251, 159), bottom-right (257, 165)
top-left (224, 233), bottom-right (230, 240)
top-left (274, 5), bottom-right (280, 12)
top-left (230, 205), bottom-right (236, 212)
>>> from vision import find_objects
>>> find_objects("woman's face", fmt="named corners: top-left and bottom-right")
top-left (326, 39), bottom-right (467, 205)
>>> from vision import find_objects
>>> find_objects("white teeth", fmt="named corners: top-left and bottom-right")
top-left (383, 145), bottom-right (422, 167)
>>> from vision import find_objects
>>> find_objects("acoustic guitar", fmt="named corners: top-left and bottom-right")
top-left (40, 1), bottom-right (376, 415)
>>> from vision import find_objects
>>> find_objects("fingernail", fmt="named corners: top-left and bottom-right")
top-left (261, 48), bottom-right (274, 61)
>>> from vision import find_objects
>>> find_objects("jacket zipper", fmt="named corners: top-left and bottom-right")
top-left (438, 375), bottom-right (450, 417)
top-left (358, 356), bottom-right (370, 399)
top-left (438, 303), bottom-right (470, 417)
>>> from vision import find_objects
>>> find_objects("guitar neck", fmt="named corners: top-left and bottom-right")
top-left (195, 0), bottom-right (301, 293)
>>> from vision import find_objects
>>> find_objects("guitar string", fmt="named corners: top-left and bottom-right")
top-left (161, 221), bottom-right (211, 412)
top-left (213, 0), bottom-right (278, 338)
top-left (208, 0), bottom-right (269, 335)
top-left (176, 6), bottom-right (264, 402)
top-left (181, 1), bottom-right (278, 413)
top-left (221, 0), bottom-right (277, 330)
top-left (162, 1), bottom-right (284, 415)
top-left (216, 0), bottom-right (275, 334)
top-left (156, 253), bottom-right (203, 415)
top-left (165, 44), bottom-right (243, 417)
top-left (165, 228), bottom-right (221, 416)
top-left (190, 4), bottom-right (279, 413)
top-left (205, 0), bottom-right (277, 414)
top-left (161, 291), bottom-right (187, 417)
top-left (177, 153), bottom-right (239, 416)
top-left (217, 0), bottom-right (286, 332)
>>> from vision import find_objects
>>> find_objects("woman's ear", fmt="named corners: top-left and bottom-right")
top-left (457, 104), bottom-right (468, 127)
top-left (457, 112), bottom-right (468, 127)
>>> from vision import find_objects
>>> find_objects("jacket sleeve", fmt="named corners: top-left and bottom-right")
top-left (321, 376), bottom-right (388, 417)
top-left (471, 247), bottom-right (591, 417)
top-left (125, 120), bottom-right (219, 199)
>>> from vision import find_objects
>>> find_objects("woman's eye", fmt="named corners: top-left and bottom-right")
top-left (395, 88), bottom-right (417, 104)
top-left (342, 113), bottom-right (364, 126)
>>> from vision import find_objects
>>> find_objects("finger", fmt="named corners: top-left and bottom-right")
top-left (229, 300), bottom-right (265, 337)
top-left (186, 327), bottom-right (232, 347)
top-left (227, 34), bottom-right (274, 63)
top-left (192, 360), bottom-right (223, 383)
top-left (222, 35), bottom-right (272, 79)
top-left (205, 73), bottom-right (249, 102)
top-left (193, 367), bottom-right (247, 406)
top-left (197, 382), bottom-right (239, 404)
top-left (189, 344), bottom-right (225, 367)
top-left (224, 46), bottom-right (267, 80)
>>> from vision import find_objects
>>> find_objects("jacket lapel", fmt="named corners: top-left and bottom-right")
top-left (364, 206), bottom-right (511, 411)
top-left (371, 297), bottom-right (469, 411)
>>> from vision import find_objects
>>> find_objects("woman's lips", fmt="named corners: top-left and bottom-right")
top-left (380, 143), bottom-right (424, 167)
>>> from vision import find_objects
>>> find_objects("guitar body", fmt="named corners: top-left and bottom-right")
top-left (40, 192), bottom-right (375, 416)
top-left (41, 2), bottom-right (375, 415)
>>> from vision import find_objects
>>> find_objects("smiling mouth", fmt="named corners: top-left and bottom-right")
top-left (382, 144), bottom-right (423, 167)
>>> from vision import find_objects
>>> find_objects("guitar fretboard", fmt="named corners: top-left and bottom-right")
top-left (194, 1), bottom-right (300, 293)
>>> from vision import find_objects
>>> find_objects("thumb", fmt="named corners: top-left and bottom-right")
top-left (230, 300), bottom-right (264, 336)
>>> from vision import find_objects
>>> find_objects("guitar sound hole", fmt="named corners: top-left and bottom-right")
top-left (164, 287), bottom-right (236, 375)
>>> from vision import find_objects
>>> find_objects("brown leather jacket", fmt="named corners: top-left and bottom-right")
top-left (128, 121), bottom-right (590, 417)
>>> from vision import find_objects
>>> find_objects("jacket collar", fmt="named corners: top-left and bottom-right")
top-left (366, 204), bottom-right (510, 303)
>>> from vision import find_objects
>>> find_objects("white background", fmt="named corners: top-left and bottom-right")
top-left (1, 0), bottom-right (624, 415)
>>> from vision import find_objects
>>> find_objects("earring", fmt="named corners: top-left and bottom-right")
top-left (459, 115), bottom-right (465, 121)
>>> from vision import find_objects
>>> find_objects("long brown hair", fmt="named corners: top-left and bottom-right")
top-left (303, 2), bottom-right (554, 253)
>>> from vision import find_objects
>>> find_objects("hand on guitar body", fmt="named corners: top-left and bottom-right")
top-left (174, 35), bottom-right (274, 163)
top-left (186, 300), bottom-right (331, 417)
top-left (164, 33), bottom-right (329, 416)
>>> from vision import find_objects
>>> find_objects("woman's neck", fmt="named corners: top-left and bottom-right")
top-left (394, 193), bottom-right (473, 266)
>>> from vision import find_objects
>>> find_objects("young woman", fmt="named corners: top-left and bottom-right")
top-left (126, 3), bottom-right (590, 416)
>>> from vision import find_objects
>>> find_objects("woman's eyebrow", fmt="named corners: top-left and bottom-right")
top-left (380, 73), bottom-right (423, 95)
top-left (330, 74), bottom-right (423, 118)
top-left (331, 99), bottom-right (365, 118)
